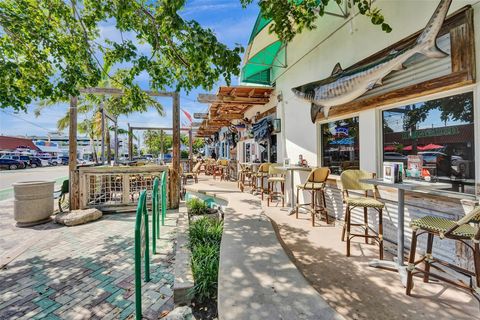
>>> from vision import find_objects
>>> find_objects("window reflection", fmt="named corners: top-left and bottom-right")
top-left (321, 117), bottom-right (360, 175)
top-left (383, 92), bottom-right (475, 194)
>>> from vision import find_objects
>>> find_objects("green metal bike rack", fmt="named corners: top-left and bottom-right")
top-left (161, 171), bottom-right (167, 227)
top-left (152, 177), bottom-right (160, 253)
top-left (134, 190), bottom-right (150, 320)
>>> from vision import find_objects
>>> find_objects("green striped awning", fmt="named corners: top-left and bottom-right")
top-left (241, 40), bottom-right (286, 85)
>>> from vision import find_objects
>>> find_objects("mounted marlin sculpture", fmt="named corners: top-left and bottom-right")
top-left (292, 0), bottom-right (452, 123)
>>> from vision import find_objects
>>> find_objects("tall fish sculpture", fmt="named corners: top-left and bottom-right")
top-left (292, 0), bottom-right (452, 123)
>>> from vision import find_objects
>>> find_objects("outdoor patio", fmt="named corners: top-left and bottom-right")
top-left (0, 199), bottom-right (177, 320)
top-left (187, 175), bottom-right (479, 320)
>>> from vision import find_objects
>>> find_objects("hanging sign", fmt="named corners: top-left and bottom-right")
top-left (194, 113), bottom-right (208, 119)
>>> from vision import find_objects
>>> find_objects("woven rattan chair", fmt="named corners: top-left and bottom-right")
top-left (340, 170), bottom-right (384, 259)
top-left (253, 163), bottom-right (271, 200)
top-left (406, 207), bottom-right (480, 301)
top-left (182, 161), bottom-right (201, 184)
top-left (267, 164), bottom-right (286, 207)
top-left (295, 167), bottom-right (330, 226)
top-left (238, 163), bottom-right (252, 191)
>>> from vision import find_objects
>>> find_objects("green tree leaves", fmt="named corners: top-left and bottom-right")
top-left (241, 0), bottom-right (391, 43)
top-left (0, 0), bottom-right (243, 112)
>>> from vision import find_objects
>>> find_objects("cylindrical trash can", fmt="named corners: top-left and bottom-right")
top-left (13, 180), bottom-right (55, 227)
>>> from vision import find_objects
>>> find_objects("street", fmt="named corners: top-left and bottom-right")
top-left (0, 166), bottom-right (68, 200)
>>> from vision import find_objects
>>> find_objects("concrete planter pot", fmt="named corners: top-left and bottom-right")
top-left (13, 180), bottom-right (55, 227)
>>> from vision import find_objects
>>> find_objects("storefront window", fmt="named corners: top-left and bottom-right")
top-left (383, 92), bottom-right (475, 194)
top-left (321, 117), bottom-right (360, 175)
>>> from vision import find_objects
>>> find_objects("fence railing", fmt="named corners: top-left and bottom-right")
top-left (78, 165), bottom-right (169, 209)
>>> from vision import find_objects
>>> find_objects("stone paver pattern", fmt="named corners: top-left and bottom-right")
top-left (0, 199), bottom-right (177, 320)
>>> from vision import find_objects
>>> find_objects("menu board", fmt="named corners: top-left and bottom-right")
top-left (383, 162), bottom-right (403, 183)
top-left (406, 155), bottom-right (423, 178)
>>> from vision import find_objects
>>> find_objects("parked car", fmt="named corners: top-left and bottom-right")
top-left (49, 157), bottom-right (63, 166)
top-left (384, 152), bottom-right (407, 163)
top-left (0, 158), bottom-right (25, 170)
top-left (1, 155), bottom-right (29, 168)
top-left (60, 156), bottom-right (69, 165)
top-left (29, 157), bottom-right (41, 168)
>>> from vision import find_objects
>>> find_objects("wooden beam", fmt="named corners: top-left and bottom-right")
top-left (217, 113), bottom-right (244, 120)
top-left (197, 93), bottom-right (217, 103)
top-left (197, 93), bottom-right (269, 104)
top-left (256, 107), bottom-right (277, 121)
top-left (69, 96), bottom-right (79, 210)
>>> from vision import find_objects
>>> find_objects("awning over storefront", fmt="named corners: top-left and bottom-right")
top-left (196, 86), bottom-right (274, 137)
top-left (241, 12), bottom-right (286, 85)
top-left (242, 40), bottom-right (286, 85)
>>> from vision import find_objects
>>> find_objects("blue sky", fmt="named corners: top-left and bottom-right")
top-left (0, 0), bottom-right (259, 137)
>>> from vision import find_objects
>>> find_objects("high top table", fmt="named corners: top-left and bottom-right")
top-left (278, 166), bottom-right (312, 215)
top-left (360, 178), bottom-right (451, 286)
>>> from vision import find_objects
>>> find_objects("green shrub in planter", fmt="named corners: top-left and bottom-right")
top-left (189, 217), bottom-right (224, 302)
top-left (186, 198), bottom-right (209, 216)
top-left (189, 217), bottom-right (223, 248)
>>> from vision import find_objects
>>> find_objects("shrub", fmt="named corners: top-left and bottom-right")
top-left (188, 217), bottom-right (224, 302)
top-left (189, 217), bottom-right (223, 248)
top-left (186, 198), bottom-right (209, 216)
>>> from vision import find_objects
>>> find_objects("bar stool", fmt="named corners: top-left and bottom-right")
top-left (340, 170), bottom-right (384, 259)
top-left (213, 159), bottom-right (225, 180)
top-left (267, 164), bottom-right (286, 207)
top-left (406, 207), bottom-right (480, 301)
top-left (295, 167), bottom-right (330, 226)
top-left (254, 163), bottom-right (271, 200)
top-left (238, 163), bottom-right (252, 191)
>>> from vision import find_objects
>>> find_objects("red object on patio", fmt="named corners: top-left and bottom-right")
top-left (420, 143), bottom-right (444, 150)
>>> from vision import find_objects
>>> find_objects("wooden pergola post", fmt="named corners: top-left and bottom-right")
top-left (171, 92), bottom-right (181, 209)
top-left (160, 129), bottom-right (164, 155)
top-left (128, 124), bottom-right (133, 161)
top-left (188, 128), bottom-right (193, 171)
top-left (69, 96), bottom-right (79, 210)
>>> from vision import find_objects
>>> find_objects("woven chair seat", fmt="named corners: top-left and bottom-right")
top-left (411, 216), bottom-right (478, 238)
top-left (183, 172), bottom-right (196, 177)
top-left (268, 177), bottom-right (285, 182)
top-left (345, 197), bottom-right (384, 208)
top-left (297, 182), bottom-right (325, 190)
top-left (254, 172), bottom-right (269, 177)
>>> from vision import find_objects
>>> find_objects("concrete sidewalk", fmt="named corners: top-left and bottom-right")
top-left (187, 176), bottom-right (478, 320)
top-left (186, 178), bottom-right (344, 320)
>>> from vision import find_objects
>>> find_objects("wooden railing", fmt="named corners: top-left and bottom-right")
top-left (78, 165), bottom-right (169, 210)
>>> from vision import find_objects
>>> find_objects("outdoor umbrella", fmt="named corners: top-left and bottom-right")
top-left (421, 143), bottom-right (444, 150)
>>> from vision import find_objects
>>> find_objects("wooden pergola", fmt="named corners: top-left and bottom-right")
top-left (68, 88), bottom-right (182, 210)
top-left (196, 86), bottom-right (274, 137)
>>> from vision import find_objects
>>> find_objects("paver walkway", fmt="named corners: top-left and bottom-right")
top-left (0, 199), bottom-right (177, 319)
